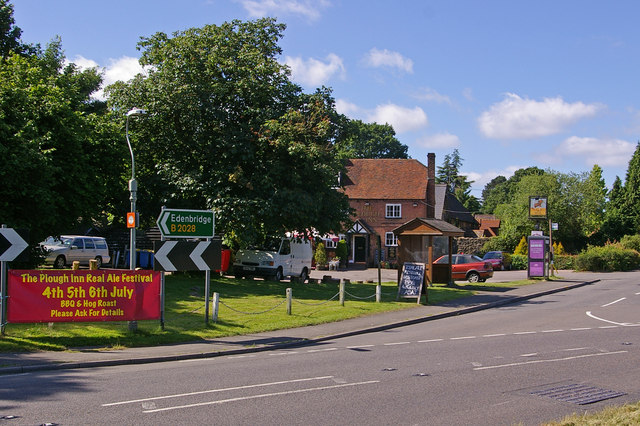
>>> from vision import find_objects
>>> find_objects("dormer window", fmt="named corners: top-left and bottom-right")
top-left (385, 204), bottom-right (401, 218)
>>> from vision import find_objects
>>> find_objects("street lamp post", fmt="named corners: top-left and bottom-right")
top-left (125, 108), bottom-right (146, 271)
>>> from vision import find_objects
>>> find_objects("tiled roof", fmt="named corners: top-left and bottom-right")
top-left (342, 159), bottom-right (428, 199)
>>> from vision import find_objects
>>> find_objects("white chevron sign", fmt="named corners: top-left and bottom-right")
top-left (153, 240), bottom-right (221, 272)
top-left (0, 228), bottom-right (29, 262)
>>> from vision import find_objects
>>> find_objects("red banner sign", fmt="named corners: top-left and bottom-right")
top-left (8, 270), bottom-right (161, 323)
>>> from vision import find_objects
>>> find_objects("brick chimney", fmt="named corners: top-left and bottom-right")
top-left (426, 153), bottom-right (436, 218)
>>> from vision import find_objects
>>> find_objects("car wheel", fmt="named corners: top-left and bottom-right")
top-left (274, 267), bottom-right (284, 282)
top-left (467, 272), bottom-right (480, 283)
top-left (54, 255), bottom-right (66, 269)
top-left (300, 268), bottom-right (309, 283)
top-left (94, 256), bottom-right (103, 269)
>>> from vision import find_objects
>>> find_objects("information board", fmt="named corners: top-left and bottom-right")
top-left (397, 262), bottom-right (425, 302)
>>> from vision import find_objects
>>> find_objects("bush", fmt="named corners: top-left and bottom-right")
top-left (510, 254), bottom-right (528, 270)
top-left (575, 244), bottom-right (640, 272)
top-left (336, 240), bottom-right (348, 262)
top-left (314, 242), bottom-right (327, 266)
top-left (554, 254), bottom-right (575, 270)
top-left (620, 234), bottom-right (640, 252)
top-left (513, 237), bottom-right (528, 255)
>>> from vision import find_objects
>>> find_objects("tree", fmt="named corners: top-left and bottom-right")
top-left (107, 19), bottom-right (351, 245)
top-left (436, 149), bottom-right (463, 193)
top-left (0, 39), bottom-right (120, 244)
top-left (334, 118), bottom-right (408, 159)
top-left (622, 142), bottom-right (640, 232)
top-left (481, 175), bottom-right (507, 214)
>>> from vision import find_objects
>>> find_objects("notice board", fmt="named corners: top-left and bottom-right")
top-left (397, 262), bottom-right (425, 302)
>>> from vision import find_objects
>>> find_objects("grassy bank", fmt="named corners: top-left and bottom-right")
top-left (0, 274), bottom-right (478, 352)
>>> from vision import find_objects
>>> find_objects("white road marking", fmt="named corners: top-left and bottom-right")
top-left (562, 347), bottom-right (589, 352)
top-left (587, 311), bottom-right (639, 327)
top-left (307, 347), bottom-right (338, 353)
top-left (269, 351), bottom-right (299, 356)
top-left (483, 333), bottom-right (506, 337)
top-left (602, 297), bottom-right (626, 307)
top-left (541, 329), bottom-right (564, 333)
top-left (473, 350), bottom-right (628, 371)
top-left (102, 376), bottom-right (334, 407)
top-left (346, 345), bottom-right (374, 349)
top-left (142, 380), bottom-right (381, 413)
top-left (520, 353), bottom-right (538, 357)
top-left (418, 338), bottom-right (444, 343)
top-left (384, 342), bottom-right (411, 346)
top-left (570, 327), bottom-right (591, 331)
top-left (450, 336), bottom-right (476, 340)
top-left (513, 331), bottom-right (536, 335)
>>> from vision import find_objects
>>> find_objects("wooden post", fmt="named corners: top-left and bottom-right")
top-left (286, 288), bottom-right (292, 315)
top-left (339, 281), bottom-right (345, 306)
top-left (212, 292), bottom-right (219, 322)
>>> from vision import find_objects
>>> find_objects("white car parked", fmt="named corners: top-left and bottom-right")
top-left (233, 237), bottom-right (312, 282)
top-left (41, 235), bottom-right (111, 269)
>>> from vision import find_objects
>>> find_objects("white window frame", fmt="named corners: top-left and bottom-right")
top-left (385, 232), bottom-right (398, 247)
top-left (324, 238), bottom-right (337, 249)
top-left (385, 204), bottom-right (401, 218)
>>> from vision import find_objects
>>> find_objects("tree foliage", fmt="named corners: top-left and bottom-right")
top-left (334, 118), bottom-right (408, 159)
top-left (0, 37), bottom-right (120, 244)
top-left (437, 149), bottom-right (480, 213)
top-left (107, 19), bottom-right (351, 245)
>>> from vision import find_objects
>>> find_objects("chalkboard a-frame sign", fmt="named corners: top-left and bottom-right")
top-left (397, 262), bottom-right (426, 304)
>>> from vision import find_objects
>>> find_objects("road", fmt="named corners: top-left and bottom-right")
top-left (3, 272), bottom-right (639, 425)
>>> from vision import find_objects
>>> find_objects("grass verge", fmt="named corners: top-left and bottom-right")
top-left (0, 273), bottom-right (533, 352)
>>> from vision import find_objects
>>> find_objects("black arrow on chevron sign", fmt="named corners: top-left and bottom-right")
top-left (153, 239), bottom-right (221, 272)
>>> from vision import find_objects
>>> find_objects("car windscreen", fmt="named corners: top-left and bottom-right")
top-left (484, 252), bottom-right (501, 259)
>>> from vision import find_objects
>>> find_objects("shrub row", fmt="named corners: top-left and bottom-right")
top-left (575, 244), bottom-right (640, 272)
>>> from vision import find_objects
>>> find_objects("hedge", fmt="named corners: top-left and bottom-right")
top-left (575, 244), bottom-right (640, 272)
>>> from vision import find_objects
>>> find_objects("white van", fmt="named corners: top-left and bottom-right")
top-left (233, 237), bottom-right (312, 282)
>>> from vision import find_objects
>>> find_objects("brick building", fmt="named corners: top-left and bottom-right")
top-left (340, 154), bottom-right (435, 266)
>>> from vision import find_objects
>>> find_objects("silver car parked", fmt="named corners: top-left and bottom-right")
top-left (41, 236), bottom-right (111, 269)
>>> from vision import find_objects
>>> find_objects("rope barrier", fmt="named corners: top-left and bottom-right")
top-left (292, 292), bottom-right (340, 306)
top-left (218, 298), bottom-right (287, 315)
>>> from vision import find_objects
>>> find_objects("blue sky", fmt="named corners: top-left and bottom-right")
top-left (14, 0), bottom-right (640, 196)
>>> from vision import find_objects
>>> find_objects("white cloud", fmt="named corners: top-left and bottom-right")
top-left (335, 99), bottom-right (361, 116)
top-left (556, 136), bottom-right (635, 167)
top-left (478, 93), bottom-right (602, 139)
top-left (462, 166), bottom-right (521, 191)
top-left (364, 48), bottom-right (413, 73)
top-left (414, 87), bottom-right (452, 105)
top-left (416, 132), bottom-right (460, 149)
top-left (366, 104), bottom-right (428, 133)
top-left (284, 54), bottom-right (345, 87)
top-left (69, 55), bottom-right (144, 101)
top-left (237, 0), bottom-right (330, 20)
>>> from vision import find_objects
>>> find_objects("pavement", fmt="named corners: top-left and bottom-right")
top-left (0, 269), bottom-right (601, 375)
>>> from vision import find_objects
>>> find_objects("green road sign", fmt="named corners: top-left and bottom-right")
top-left (156, 209), bottom-right (215, 238)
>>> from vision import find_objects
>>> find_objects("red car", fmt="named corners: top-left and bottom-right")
top-left (434, 254), bottom-right (494, 283)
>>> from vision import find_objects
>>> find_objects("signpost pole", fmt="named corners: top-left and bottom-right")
top-left (160, 207), bottom-right (166, 331)
top-left (205, 237), bottom-right (211, 325)
top-left (0, 225), bottom-right (6, 335)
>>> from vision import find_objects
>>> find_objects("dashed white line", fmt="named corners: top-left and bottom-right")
top-left (450, 336), bottom-right (476, 340)
top-left (347, 345), bottom-right (374, 349)
top-left (483, 333), bottom-right (506, 337)
top-left (384, 341), bottom-right (411, 346)
top-left (513, 331), bottom-right (536, 335)
top-left (570, 327), bottom-right (591, 331)
top-left (418, 338), bottom-right (444, 343)
top-left (268, 351), bottom-right (299, 356)
top-left (541, 329), bottom-right (564, 333)
top-left (307, 348), bottom-right (338, 353)
top-left (602, 297), bottom-right (626, 307)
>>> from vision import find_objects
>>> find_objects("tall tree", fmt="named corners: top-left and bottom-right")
top-left (436, 149), bottom-right (463, 193)
top-left (0, 38), bottom-right (118, 244)
top-left (107, 19), bottom-right (351, 245)
top-left (622, 142), bottom-right (640, 232)
top-left (481, 175), bottom-right (508, 214)
top-left (334, 118), bottom-right (408, 159)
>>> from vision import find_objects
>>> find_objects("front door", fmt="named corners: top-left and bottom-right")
top-left (354, 236), bottom-right (367, 263)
